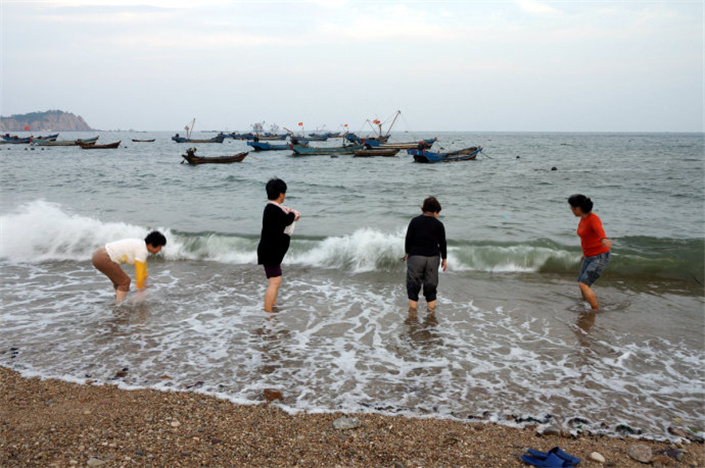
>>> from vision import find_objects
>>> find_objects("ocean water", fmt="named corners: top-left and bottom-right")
top-left (1, 131), bottom-right (703, 440)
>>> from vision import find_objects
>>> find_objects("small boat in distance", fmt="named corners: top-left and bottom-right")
top-left (172, 134), bottom-right (224, 143)
top-left (173, 118), bottom-right (225, 143)
top-left (408, 146), bottom-right (483, 163)
top-left (80, 140), bottom-right (121, 149)
top-left (291, 144), bottom-right (363, 156)
top-left (181, 147), bottom-right (248, 165)
top-left (132, 138), bottom-right (156, 143)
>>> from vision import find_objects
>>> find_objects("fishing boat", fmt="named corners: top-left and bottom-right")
top-left (247, 141), bottom-right (292, 151)
top-left (172, 118), bottom-right (224, 143)
top-left (291, 144), bottom-right (363, 156)
top-left (1, 134), bottom-right (32, 144)
top-left (408, 146), bottom-right (483, 163)
top-left (352, 148), bottom-right (400, 157)
top-left (374, 138), bottom-right (437, 150)
top-left (172, 134), bottom-right (224, 143)
top-left (36, 136), bottom-right (100, 147)
top-left (80, 140), bottom-right (121, 149)
top-left (33, 133), bottom-right (60, 142)
top-left (132, 138), bottom-right (156, 143)
top-left (181, 147), bottom-right (248, 165)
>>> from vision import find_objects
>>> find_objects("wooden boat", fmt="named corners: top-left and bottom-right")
top-left (132, 138), bottom-right (156, 142)
top-left (36, 136), bottom-right (100, 146)
top-left (352, 148), bottom-right (400, 157)
top-left (373, 137), bottom-right (437, 150)
top-left (247, 141), bottom-right (291, 151)
top-left (80, 140), bottom-right (121, 149)
top-left (181, 148), bottom-right (248, 165)
top-left (408, 146), bottom-right (483, 163)
top-left (291, 144), bottom-right (363, 155)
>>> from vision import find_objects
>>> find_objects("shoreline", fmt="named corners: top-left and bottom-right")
top-left (2, 366), bottom-right (702, 467)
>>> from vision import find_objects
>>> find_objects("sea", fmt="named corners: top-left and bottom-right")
top-left (1, 130), bottom-right (703, 441)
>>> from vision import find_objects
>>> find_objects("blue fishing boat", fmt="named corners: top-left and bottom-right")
top-left (2, 134), bottom-right (32, 144)
top-left (408, 146), bottom-right (483, 163)
top-left (247, 141), bottom-right (292, 151)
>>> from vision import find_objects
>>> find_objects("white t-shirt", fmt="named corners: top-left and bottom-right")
top-left (105, 239), bottom-right (148, 265)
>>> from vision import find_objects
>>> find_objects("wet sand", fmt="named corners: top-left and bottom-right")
top-left (1, 367), bottom-right (702, 467)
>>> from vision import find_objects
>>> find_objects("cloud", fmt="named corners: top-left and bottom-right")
top-left (516, 0), bottom-right (559, 15)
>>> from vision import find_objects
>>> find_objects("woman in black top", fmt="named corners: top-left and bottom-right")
top-left (404, 196), bottom-right (447, 311)
top-left (257, 178), bottom-right (300, 312)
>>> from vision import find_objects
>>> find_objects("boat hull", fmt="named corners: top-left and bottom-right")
top-left (35, 136), bottom-right (100, 147)
top-left (247, 141), bottom-right (291, 151)
top-left (291, 144), bottom-right (363, 155)
top-left (353, 148), bottom-right (400, 157)
top-left (181, 152), bottom-right (248, 164)
top-left (80, 141), bottom-right (121, 149)
top-left (172, 136), bottom-right (225, 143)
top-left (408, 146), bottom-right (482, 163)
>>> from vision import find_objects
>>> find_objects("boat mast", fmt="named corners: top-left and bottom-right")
top-left (185, 118), bottom-right (195, 139)
top-left (385, 110), bottom-right (401, 138)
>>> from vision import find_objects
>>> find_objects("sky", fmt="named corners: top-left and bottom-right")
top-left (1, 1), bottom-right (703, 133)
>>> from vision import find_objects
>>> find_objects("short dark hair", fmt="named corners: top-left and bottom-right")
top-left (421, 196), bottom-right (442, 213)
top-left (266, 178), bottom-right (287, 200)
top-left (145, 231), bottom-right (167, 247)
top-left (568, 194), bottom-right (593, 213)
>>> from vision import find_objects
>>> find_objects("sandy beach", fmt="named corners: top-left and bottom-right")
top-left (1, 367), bottom-right (702, 467)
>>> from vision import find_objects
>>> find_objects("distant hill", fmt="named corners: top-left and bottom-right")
top-left (0, 110), bottom-right (93, 131)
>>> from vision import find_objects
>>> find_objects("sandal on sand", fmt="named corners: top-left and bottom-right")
top-left (521, 453), bottom-right (575, 468)
top-left (526, 447), bottom-right (580, 465)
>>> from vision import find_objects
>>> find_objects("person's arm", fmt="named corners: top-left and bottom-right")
top-left (592, 215), bottom-right (613, 249)
top-left (438, 222), bottom-right (448, 271)
top-left (135, 261), bottom-right (148, 289)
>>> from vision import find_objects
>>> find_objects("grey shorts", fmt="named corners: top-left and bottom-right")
top-left (406, 255), bottom-right (441, 302)
top-left (577, 251), bottom-right (611, 286)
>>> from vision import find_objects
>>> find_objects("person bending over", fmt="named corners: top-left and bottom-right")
top-left (92, 231), bottom-right (167, 303)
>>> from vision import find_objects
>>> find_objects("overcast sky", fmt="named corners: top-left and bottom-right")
top-left (1, 1), bottom-right (702, 133)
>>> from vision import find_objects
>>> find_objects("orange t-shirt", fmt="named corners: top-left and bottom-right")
top-left (577, 213), bottom-right (610, 257)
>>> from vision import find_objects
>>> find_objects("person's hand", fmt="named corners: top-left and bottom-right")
top-left (602, 238), bottom-right (613, 248)
top-left (441, 258), bottom-right (447, 272)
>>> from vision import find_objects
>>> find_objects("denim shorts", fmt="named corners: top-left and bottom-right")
top-left (577, 251), bottom-right (611, 286)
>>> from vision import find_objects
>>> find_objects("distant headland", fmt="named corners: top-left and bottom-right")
top-left (0, 110), bottom-right (93, 132)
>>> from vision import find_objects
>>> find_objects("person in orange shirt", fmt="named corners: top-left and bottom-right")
top-left (91, 231), bottom-right (167, 303)
top-left (568, 194), bottom-right (613, 310)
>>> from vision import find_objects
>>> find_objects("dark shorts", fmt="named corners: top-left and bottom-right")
top-left (577, 251), bottom-right (611, 286)
top-left (406, 255), bottom-right (441, 302)
top-left (263, 265), bottom-right (282, 279)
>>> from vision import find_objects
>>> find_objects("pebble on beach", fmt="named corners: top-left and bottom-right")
top-left (1, 367), bottom-right (703, 468)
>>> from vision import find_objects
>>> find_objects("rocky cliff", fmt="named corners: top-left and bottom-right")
top-left (0, 110), bottom-right (93, 131)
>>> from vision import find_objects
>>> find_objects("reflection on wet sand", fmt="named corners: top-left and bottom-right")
top-left (575, 310), bottom-right (596, 346)
top-left (405, 308), bottom-right (440, 347)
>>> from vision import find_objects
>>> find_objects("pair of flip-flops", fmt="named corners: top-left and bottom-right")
top-left (521, 446), bottom-right (580, 467)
